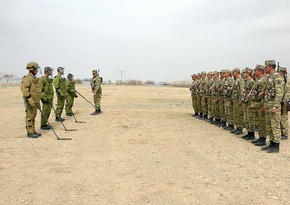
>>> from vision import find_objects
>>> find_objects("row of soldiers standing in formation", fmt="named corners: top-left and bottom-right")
top-left (20, 62), bottom-right (103, 139)
top-left (190, 60), bottom-right (290, 153)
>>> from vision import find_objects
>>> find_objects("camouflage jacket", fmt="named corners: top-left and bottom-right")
top-left (66, 80), bottom-right (78, 97)
top-left (231, 76), bottom-right (244, 101)
top-left (222, 77), bottom-right (234, 99)
top-left (91, 75), bottom-right (102, 94)
top-left (53, 74), bottom-right (67, 98)
top-left (264, 72), bottom-right (285, 108)
top-left (39, 76), bottom-right (54, 102)
top-left (198, 78), bottom-right (207, 96)
top-left (241, 78), bottom-right (255, 103)
top-left (249, 75), bottom-right (267, 108)
top-left (205, 79), bottom-right (214, 97)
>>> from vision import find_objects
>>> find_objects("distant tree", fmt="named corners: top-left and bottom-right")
top-left (144, 80), bottom-right (155, 85)
top-left (75, 79), bottom-right (83, 84)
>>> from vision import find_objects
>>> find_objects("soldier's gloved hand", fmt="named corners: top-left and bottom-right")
top-left (28, 98), bottom-right (35, 107)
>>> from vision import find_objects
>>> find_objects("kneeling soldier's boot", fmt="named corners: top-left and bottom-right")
top-left (261, 141), bottom-right (273, 151)
top-left (254, 137), bottom-right (266, 146)
top-left (267, 142), bottom-right (280, 153)
top-left (234, 128), bottom-right (243, 135)
top-left (245, 132), bottom-right (255, 140)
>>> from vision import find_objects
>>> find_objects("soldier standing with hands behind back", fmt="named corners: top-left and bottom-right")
top-left (20, 62), bottom-right (42, 138)
top-left (91, 69), bottom-right (103, 115)
top-left (53, 67), bottom-right (67, 122)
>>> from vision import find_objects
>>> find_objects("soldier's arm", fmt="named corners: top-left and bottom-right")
top-left (273, 76), bottom-right (285, 108)
top-left (20, 77), bottom-right (32, 98)
top-left (39, 78), bottom-right (47, 101)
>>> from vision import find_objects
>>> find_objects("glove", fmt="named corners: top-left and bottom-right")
top-left (28, 97), bottom-right (35, 107)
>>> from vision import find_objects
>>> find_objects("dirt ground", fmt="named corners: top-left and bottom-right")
top-left (0, 85), bottom-right (289, 205)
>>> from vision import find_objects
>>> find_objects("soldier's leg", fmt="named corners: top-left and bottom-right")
top-left (65, 95), bottom-right (74, 114)
top-left (56, 97), bottom-right (65, 118)
top-left (94, 90), bottom-right (102, 110)
top-left (228, 101), bottom-right (234, 125)
top-left (26, 106), bottom-right (37, 134)
top-left (207, 97), bottom-right (212, 119)
top-left (243, 103), bottom-right (248, 129)
top-left (258, 109), bottom-right (267, 138)
top-left (232, 102), bottom-right (237, 126)
top-left (281, 111), bottom-right (288, 137)
top-left (247, 107), bottom-right (256, 133)
top-left (41, 102), bottom-right (51, 126)
top-left (271, 108), bottom-right (282, 143)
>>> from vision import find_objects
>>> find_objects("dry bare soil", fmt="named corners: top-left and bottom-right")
top-left (0, 85), bottom-right (289, 205)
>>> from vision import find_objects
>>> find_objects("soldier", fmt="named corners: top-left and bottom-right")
top-left (65, 73), bottom-right (78, 116)
top-left (195, 73), bottom-right (202, 118)
top-left (189, 74), bottom-right (196, 116)
top-left (210, 71), bottom-right (221, 124)
top-left (241, 67), bottom-right (255, 139)
top-left (199, 71), bottom-right (208, 120)
top-left (222, 69), bottom-right (234, 130)
top-left (278, 67), bottom-right (288, 140)
top-left (20, 62), bottom-right (41, 138)
top-left (260, 60), bottom-right (285, 153)
top-left (39, 67), bottom-right (54, 130)
top-left (91, 69), bottom-right (103, 115)
top-left (217, 71), bottom-right (226, 127)
top-left (231, 68), bottom-right (244, 135)
top-left (249, 65), bottom-right (267, 146)
top-left (206, 72), bottom-right (214, 122)
top-left (53, 67), bottom-right (67, 122)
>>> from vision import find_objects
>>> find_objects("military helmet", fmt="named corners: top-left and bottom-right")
top-left (254, 64), bottom-right (265, 71)
top-left (232, 67), bottom-right (240, 73)
top-left (26, 62), bottom-right (40, 71)
top-left (57, 67), bottom-right (64, 71)
top-left (92, 69), bottom-right (98, 73)
top-left (67, 73), bottom-right (73, 78)
top-left (243, 67), bottom-right (253, 73)
top-left (278, 67), bottom-right (287, 73)
top-left (44, 67), bottom-right (53, 73)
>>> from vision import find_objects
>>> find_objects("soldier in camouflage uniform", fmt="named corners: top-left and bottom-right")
top-left (91, 69), bottom-right (103, 115)
top-left (193, 74), bottom-right (200, 117)
top-left (189, 74), bottom-right (197, 116)
top-left (20, 62), bottom-right (41, 138)
top-left (65, 73), bottom-right (78, 116)
top-left (249, 65), bottom-right (268, 146)
top-left (217, 71), bottom-right (226, 127)
top-left (39, 67), bottom-right (54, 130)
top-left (222, 70), bottom-right (235, 130)
top-left (260, 60), bottom-right (285, 153)
top-left (206, 72), bottom-right (214, 122)
top-left (210, 71), bottom-right (221, 124)
top-left (231, 68), bottom-right (244, 135)
top-left (199, 71), bottom-right (208, 120)
top-left (53, 67), bottom-right (67, 122)
top-left (278, 67), bottom-right (288, 140)
top-left (241, 67), bottom-right (255, 139)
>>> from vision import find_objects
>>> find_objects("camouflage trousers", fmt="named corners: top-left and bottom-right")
top-left (224, 99), bottom-right (234, 125)
top-left (265, 107), bottom-right (282, 143)
top-left (257, 107), bottom-right (267, 138)
top-left (233, 100), bottom-right (243, 129)
top-left (41, 101), bottom-right (52, 126)
top-left (196, 96), bottom-right (202, 114)
top-left (93, 89), bottom-right (102, 110)
top-left (219, 98), bottom-right (226, 121)
top-left (207, 97), bottom-right (212, 118)
top-left (201, 96), bottom-right (208, 115)
top-left (56, 96), bottom-right (65, 118)
top-left (281, 105), bottom-right (288, 136)
top-left (243, 103), bottom-right (249, 129)
top-left (65, 94), bottom-right (75, 114)
top-left (212, 97), bottom-right (220, 119)
top-left (247, 106), bottom-right (257, 132)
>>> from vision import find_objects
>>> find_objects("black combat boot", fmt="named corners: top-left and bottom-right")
top-left (41, 124), bottom-right (51, 130)
top-left (245, 132), bottom-right (255, 140)
top-left (208, 118), bottom-right (214, 123)
top-left (224, 124), bottom-right (235, 131)
top-left (231, 128), bottom-right (237, 133)
top-left (254, 137), bottom-right (266, 146)
top-left (261, 141), bottom-right (273, 151)
top-left (281, 134), bottom-right (288, 140)
top-left (66, 112), bottom-right (74, 116)
top-left (91, 109), bottom-right (100, 115)
top-left (213, 119), bottom-right (221, 125)
top-left (203, 115), bottom-right (208, 120)
top-left (55, 117), bottom-right (65, 122)
top-left (242, 132), bottom-right (249, 139)
top-left (220, 121), bottom-right (227, 128)
top-left (267, 142), bottom-right (280, 153)
top-left (234, 128), bottom-right (243, 135)
top-left (27, 133), bottom-right (39, 138)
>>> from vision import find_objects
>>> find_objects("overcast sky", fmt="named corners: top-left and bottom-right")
top-left (1, 0), bottom-right (290, 82)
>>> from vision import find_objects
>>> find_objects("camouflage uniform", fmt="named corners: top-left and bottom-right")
top-left (53, 71), bottom-right (67, 120)
top-left (210, 72), bottom-right (220, 122)
top-left (218, 74), bottom-right (226, 126)
top-left (65, 76), bottom-right (78, 115)
top-left (39, 73), bottom-right (54, 128)
top-left (279, 67), bottom-right (288, 139)
top-left (261, 60), bottom-right (285, 153)
top-left (189, 75), bottom-right (196, 115)
top-left (206, 73), bottom-right (214, 120)
top-left (231, 68), bottom-right (244, 134)
top-left (222, 70), bottom-right (234, 129)
top-left (199, 72), bottom-right (208, 118)
top-left (91, 70), bottom-right (103, 114)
